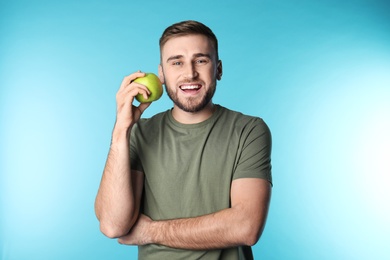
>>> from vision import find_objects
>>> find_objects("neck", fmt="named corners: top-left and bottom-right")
top-left (172, 102), bottom-right (216, 124)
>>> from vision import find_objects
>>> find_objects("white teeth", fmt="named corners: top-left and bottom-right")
top-left (180, 85), bottom-right (200, 90)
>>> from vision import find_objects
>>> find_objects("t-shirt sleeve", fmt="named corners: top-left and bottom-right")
top-left (233, 118), bottom-right (272, 185)
top-left (130, 123), bottom-right (144, 172)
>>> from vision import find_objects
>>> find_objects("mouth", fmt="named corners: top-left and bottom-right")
top-left (179, 84), bottom-right (202, 94)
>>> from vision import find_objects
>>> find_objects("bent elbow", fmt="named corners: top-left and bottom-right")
top-left (240, 224), bottom-right (263, 246)
top-left (243, 232), bottom-right (260, 246)
top-left (97, 211), bottom-right (139, 238)
top-left (244, 232), bottom-right (260, 247)
top-left (99, 222), bottom-right (129, 239)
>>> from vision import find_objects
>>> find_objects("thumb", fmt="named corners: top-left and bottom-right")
top-left (138, 102), bottom-right (151, 114)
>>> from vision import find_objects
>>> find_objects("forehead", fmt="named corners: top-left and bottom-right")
top-left (161, 34), bottom-right (216, 60)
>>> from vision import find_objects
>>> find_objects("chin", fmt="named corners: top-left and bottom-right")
top-left (166, 82), bottom-right (216, 113)
top-left (175, 94), bottom-right (214, 113)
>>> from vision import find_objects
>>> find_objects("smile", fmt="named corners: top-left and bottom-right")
top-left (179, 84), bottom-right (202, 91)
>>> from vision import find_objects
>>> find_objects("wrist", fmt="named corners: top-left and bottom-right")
top-left (147, 219), bottom-right (161, 245)
top-left (111, 123), bottom-right (131, 144)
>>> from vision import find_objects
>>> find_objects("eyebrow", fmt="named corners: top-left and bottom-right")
top-left (166, 55), bottom-right (183, 63)
top-left (165, 53), bottom-right (212, 63)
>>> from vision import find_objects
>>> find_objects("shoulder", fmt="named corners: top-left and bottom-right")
top-left (217, 105), bottom-right (270, 134)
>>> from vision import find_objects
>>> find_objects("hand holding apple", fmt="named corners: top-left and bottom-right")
top-left (134, 73), bottom-right (163, 103)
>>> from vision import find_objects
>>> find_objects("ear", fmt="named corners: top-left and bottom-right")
top-left (216, 60), bottom-right (223, 81)
top-left (158, 64), bottom-right (165, 84)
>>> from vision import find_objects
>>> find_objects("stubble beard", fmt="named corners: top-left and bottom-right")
top-left (165, 81), bottom-right (217, 113)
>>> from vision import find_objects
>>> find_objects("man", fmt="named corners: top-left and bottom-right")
top-left (95, 20), bottom-right (272, 259)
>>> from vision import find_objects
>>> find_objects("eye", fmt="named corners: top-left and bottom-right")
top-left (172, 61), bottom-right (183, 66)
top-left (195, 59), bottom-right (209, 65)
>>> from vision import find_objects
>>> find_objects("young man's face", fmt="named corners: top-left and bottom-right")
top-left (159, 34), bottom-right (222, 113)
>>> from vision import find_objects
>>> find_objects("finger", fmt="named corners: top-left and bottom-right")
top-left (119, 71), bottom-right (146, 90)
top-left (132, 102), bottom-right (151, 121)
top-left (138, 102), bottom-right (151, 114)
top-left (130, 81), bottom-right (151, 95)
top-left (117, 82), bottom-right (149, 103)
top-left (126, 85), bottom-right (150, 100)
top-left (118, 79), bottom-right (151, 101)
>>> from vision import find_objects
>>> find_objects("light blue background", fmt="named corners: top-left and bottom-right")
top-left (1, 0), bottom-right (390, 259)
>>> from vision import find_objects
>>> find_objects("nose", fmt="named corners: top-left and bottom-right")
top-left (183, 62), bottom-right (198, 80)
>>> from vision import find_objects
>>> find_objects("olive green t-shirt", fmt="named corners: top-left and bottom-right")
top-left (130, 105), bottom-right (272, 260)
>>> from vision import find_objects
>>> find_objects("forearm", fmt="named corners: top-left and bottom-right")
top-left (118, 179), bottom-right (271, 250)
top-left (95, 126), bottom-right (138, 238)
top-left (143, 180), bottom-right (271, 250)
top-left (147, 206), bottom-right (262, 250)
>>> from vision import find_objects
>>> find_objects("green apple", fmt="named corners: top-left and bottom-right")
top-left (134, 73), bottom-right (163, 103)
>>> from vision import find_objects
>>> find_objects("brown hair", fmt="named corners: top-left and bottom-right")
top-left (159, 20), bottom-right (219, 60)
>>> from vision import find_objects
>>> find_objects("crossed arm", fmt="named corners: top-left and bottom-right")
top-left (96, 152), bottom-right (271, 249)
top-left (117, 177), bottom-right (271, 250)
